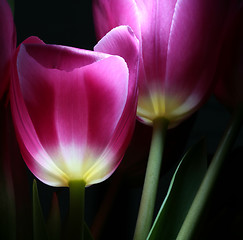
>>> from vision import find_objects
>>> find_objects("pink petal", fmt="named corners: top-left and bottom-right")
top-left (19, 42), bottom-right (129, 150)
top-left (0, 0), bottom-right (16, 99)
top-left (11, 37), bottom-right (66, 186)
top-left (164, 0), bottom-right (236, 105)
top-left (54, 55), bottom-right (130, 153)
top-left (135, 0), bottom-right (178, 92)
top-left (94, 25), bottom-right (139, 97)
top-left (94, 25), bottom-right (139, 176)
top-left (93, 0), bottom-right (140, 40)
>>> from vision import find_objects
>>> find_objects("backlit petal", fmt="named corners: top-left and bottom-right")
top-left (94, 26), bottom-right (139, 177)
top-left (93, 0), bottom-right (140, 39)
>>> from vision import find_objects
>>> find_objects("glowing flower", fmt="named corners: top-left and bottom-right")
top-left (10, 26), bottom-right (139, 187)
top-left (93, 0), bottom-right (237, 127)
top-left (0, 0), bottom-right (16, 99)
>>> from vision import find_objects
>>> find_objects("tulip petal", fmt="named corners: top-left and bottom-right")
top-left (94, 26), bottom-right (139, 177)
top-left (94, 25), bottom-right (139, 96)
top-left (93, 0), bottom-right (140, 39)
top-left (164, 0), bottom-right (233, 104)
top-left (135, 0), bottom-right (178, 91)
top-left (11, 42), bottom-right (68, 186)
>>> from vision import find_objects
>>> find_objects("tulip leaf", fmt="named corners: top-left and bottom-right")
top-left (147, 139), bottom-right (207, 240)
top-left (7, 0), bottom-right (14, 14)
top-left (84, 222), bottom-right (95, 240)
top-left (33, 179), bottom-right (49, 240)
top-left (0, 179), bottom-right (16, 240)
top-left (47, 193), bottom-right (61, 240)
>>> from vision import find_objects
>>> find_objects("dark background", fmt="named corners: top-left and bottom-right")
top-left (9, 0), bottom-right (243, 239)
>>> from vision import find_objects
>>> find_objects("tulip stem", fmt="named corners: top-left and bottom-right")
top-left (133, 117), bottom-right (169, 240)
top-left (68, 180), bottom-right (86, 240)
top-left (176, 104), bottom-right (243, 240)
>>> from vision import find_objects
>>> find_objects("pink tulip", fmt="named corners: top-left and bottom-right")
top-left (0, 0), bottom-right (16, 100)
top-left (10, 26), bottom-right (139, 187)
top-left (214, 6), bottom-right (243, 109)
top-left (93, 0), bottom-right (238, 127)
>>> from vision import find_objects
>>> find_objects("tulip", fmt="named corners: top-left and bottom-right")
top-left (0, 0), bottom-right (16, 100)
top-left (93, 0), bottom-right (238, 128)
top-left (10, 26), bottom-right (139, 187)
top-left (214, 6), bottom-right (243, 109)
top-left (94, 2), bottom-right (239, 239)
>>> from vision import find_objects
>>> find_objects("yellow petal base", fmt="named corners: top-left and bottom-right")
top-left (137, 91), bottom-right (197, 128)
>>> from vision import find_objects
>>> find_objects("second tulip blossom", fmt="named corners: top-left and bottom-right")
top-left (214, 6), bottom-right (243, 109)
top-left (0, 0), bottom-right (16, 99)
top-left (93, 0), bottom-right (238, 127)
top-left (10, 27), bottom-right (139, 187)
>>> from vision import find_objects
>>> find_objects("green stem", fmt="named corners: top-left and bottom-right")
top-left (33, 180), bottom-right (49, 240)
top-left (176, 104), bottom-right (243, 240)
top-left (68, 180), bottom-right (86, 240)
top-left (133, 117), bottom-right (169, 240)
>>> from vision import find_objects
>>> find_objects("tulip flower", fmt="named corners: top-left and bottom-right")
top-left (0, 0), bottom-right (16, 100)
top-left (93, 0), bottom-right (237, 128)
top-left (93, 1), bottom-right (238, 239)
top-left (214, 6), bottom-right (243, 109)
top-left (10, 26), bottom-right (139, 188)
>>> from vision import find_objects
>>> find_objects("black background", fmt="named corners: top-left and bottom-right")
top-left (9, 0), bottom-right (243, 239)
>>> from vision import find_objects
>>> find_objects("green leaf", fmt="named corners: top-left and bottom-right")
top-left (47, 193), bottom-right (61, 240)
top-left (147, 139), bottom-right (207, 240)
top-left (0, 179), bottom-right (16, 240)
top-left (7, 0), bottom-right (14, 15)
top-left (176, 104), bottom-right (243, 240)
top-left (33, 179), bottom-right (49, 240)
top-left (84, 222), bottom-right (95, 240)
